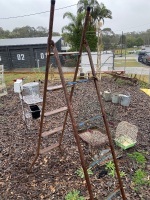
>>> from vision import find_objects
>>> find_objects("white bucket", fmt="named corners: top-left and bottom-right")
top-left (103, 89), bottom-right (111, 102)
top-left (112, 93), bottom-right (119, 104)
top-left (119, 94), bottom-right (131, 106)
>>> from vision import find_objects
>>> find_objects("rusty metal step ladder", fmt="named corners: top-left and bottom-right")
top-left (28, 1), bottom-right (126, 199)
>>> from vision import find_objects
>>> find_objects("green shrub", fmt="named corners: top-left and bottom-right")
top-left (128, 152), bottom-right (146, 167)
top-left (76, 167), bottom-right (93, 179)
top-left (65, 190), bottom-right (85, 200)
top-left (132, 169), bottom-right (149, 191)
top-left (105, 161), bottom-right (126, 178)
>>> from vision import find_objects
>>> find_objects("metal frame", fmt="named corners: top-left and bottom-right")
top-left (28, 1), bottom-right (126, 199)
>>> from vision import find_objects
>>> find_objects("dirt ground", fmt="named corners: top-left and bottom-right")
top-left (0, 76), bottom-right (150, 200)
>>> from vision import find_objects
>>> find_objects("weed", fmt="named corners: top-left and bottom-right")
top-left (65, 190), bottom-right (85, 200)
top-left (105, 161), bottom-right (126, 178)
top-left (76, 167), bottom-right (93, 179)
top-left (128, 152), bottom-right (146, 168)
top-left (132, 169), bottom-right (149, 191)
top-left (120, 171), bottom-right (126, 178)
top-left (105, 161), bottom-right (115, 177)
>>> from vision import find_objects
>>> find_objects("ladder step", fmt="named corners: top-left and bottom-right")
top-left (105, 186), bottom-right (120, 200)
top-left (42, 126), bottom-right (63, 137)
top-left (44, 106), bottom-right (68, 117)
top-left (47, 85), bottom-right (63, 91)
top-left (78, 115), bottom-right (101, 127)
top-left (50, 51), bottom-right (80, 55)
top-left (47, 84), bottom-right (74, 91)
top-left (40, 143), bottom-right (60, 154)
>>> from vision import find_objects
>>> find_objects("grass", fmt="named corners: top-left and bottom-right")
top-left (114, 59), bottom-right (144, 67)
top-left (136, 75), bottom-right (149, 85)
top-left (115, 47), bottom-right (141, 55)
top-left (4, 72), bottom-right (74, 86)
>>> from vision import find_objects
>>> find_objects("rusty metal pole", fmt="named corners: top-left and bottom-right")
top-left (59, 6), bottom-right (91, 146)
top-left (52, 41), bottom-right (94, 199)
top-left (84, 40), bottom-right (126, 200)
top-left (28, 0), bottom-right (56, 173)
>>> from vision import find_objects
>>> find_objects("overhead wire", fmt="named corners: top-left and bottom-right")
top-left (0, 2), bottom-right (149, 33)
top-left (0, 4), bottom-right (77, 20)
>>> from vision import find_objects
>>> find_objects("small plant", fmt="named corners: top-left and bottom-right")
top-left (128, 152), bottom-right (146, 167)
top-left (65, 190), bottom-right (85, 200)
top-left (120, 171), bottom-right (126, 178)
top-left (76, 167), bottom-right (93, 179)
top-left (132, 169), bottom-right (149, 191)
top-left (105, 161), bottom-right (126, 178)
top-left (105, 161), bottom-right (115, 177)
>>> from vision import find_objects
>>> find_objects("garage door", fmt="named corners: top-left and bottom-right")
top-left (0, 51), bottom-right (10, 70)
top-left (10, 49), bottom-right (31, 69)
top-left (34, 48), bottom-right (61, 68)
top-left (34, 48), bottom-right (47, 68)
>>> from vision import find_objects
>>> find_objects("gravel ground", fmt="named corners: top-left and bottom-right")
top-left (0, 76), bottom-right (150, 200)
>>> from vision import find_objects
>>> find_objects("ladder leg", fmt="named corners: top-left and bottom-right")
top-left (85, 41), bottom-right (126, 200)
top-left (59, 6), bottom-right (92, 146)
top-left (59, 110), bottom-right (68, 145)
top-left (52, 43), bottom-right (94, 200)
top-left (28, 0), bottom-right (56, 172)
top-left (27, 154), bottom-right (39, 173)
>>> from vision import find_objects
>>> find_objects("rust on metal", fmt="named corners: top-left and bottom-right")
top-left (52, 40), bottom-right (94, 200)
top-left (105, 186), bottom-right (120, 200)
top-left (28, 0), bottom-right (56, 173)
top-left (84, 40), bottom-right (126, 200)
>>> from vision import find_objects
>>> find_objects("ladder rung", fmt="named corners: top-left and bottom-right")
top-left (47, 85), bottom-right (63, 91)
top-left (50, 51), bottom-right (80, 55)
top-left (40, 143), bottom-right (60, 154)
top-left (44, 106), bottom-right (68, 117)
top-left (42, 126), bottom-right (63, 137)
top-left (78, 115), bottom-right (101, 127)
top-left (47, 84), bottom-right (74, 91)
top-left (105, 186), bottom-right (120, 200)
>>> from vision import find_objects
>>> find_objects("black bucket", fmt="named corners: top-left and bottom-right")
top-left (29, 105), bottom-right (40, 119)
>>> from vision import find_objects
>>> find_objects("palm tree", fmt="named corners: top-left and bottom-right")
top-left (62, 12), bottom-right (85, 50)
top-left (77, 0), bottom-right (112, 24)
top-left (77, 0), bottom-right (99, 14)
top-left (62, 11), bottom-right (97, 51)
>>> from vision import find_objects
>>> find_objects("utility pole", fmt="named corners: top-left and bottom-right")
top-left (121, 31), bottom-right (123, 57)
top-left (96, 20), bottom-right (102, 79)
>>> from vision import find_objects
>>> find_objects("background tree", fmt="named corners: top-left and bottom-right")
top-left (0, 26), bottom-right (59, 39)
top-left (77, 0), bottom-right (112, 25)
top-left (62, 11), bottom-right (97, 51)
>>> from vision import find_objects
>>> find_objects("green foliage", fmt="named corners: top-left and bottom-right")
top-left (120, 171), bottom-right (127, 178)
top-left (0, 26), bottom-right (60, 39)
top-left (126, 37), bottom-right (144, 48)
top-left (105, 161), bottom-right (115, 177)
top-left (62, 11), bottom-right (97, 51)
top-left (128, 152), bottom-right (147, 168)
top-left (77, 1), bottom-right (112, 24)
top-left (65, 190), bottom-right (85, 200)
top-left (105, 161), bottom-right (126, 178)
top-left (132, 169), bottom-right (149, 190)
top-left (76, 167), bottom-right (93, 179)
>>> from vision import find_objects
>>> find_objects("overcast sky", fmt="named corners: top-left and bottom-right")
top-left (0, 0), bottom-right (150, 35)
